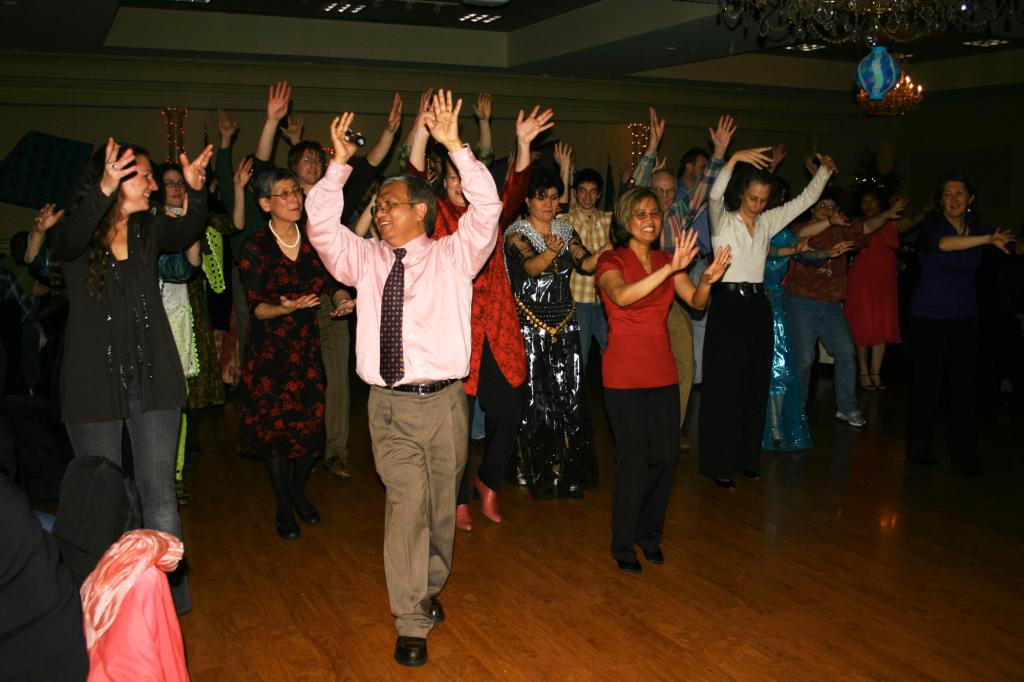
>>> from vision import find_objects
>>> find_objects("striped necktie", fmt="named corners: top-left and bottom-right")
top-left (380, 248), bottom-right (407, 387)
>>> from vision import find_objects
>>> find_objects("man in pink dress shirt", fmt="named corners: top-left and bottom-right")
top-left (305, 92), bottom-right (503, 667)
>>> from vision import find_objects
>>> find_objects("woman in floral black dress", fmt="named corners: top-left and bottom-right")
top-left (238, 168), bottom-right (355, 539)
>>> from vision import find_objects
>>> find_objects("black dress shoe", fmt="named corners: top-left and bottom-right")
top-left (292, 500), bottom-right (321, 525)
top-left (641, 547), bottom-right (664, 565)
top-left (275, 517), bottom-right (300, 540)
top-left (711, 477), bottom-right (736, 489)
top-left (394, 636), bottom-right (427, 667)
top-left (428, 598), bottom-right (445, 623)
top-left (616, 557), bottom-right (642, 574)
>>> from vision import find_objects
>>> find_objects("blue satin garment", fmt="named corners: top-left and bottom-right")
top-left (762, 229), bottom-right (813, 451)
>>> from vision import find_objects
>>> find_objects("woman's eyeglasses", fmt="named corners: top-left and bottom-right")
top-left (164, 180), bottom-right (186, 189)
top-left (631, 210), bottom-right (661, 220)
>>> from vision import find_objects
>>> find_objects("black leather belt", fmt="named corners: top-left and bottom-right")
top-left (716, 281), bottom-right (764, 296)
top-left (383, 379), bottom-right (457, 395)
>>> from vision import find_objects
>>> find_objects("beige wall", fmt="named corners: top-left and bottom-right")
top-left (0, 51), bottom-right (1019, 247)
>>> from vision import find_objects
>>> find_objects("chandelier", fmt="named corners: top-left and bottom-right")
top-left (719, 0), bottom-right (1020, 45)
top-left (857, 59), bottom-right (924, 115)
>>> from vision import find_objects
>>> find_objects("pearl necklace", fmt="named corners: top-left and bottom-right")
top-left (268, 219), bottom-right (300, 249)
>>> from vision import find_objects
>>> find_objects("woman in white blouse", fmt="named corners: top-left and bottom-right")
top-left (698, 148), bottom-right (835, 488)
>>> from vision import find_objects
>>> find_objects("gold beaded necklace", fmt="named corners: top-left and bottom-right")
top-left (514, 297), bottom-right (576, 345)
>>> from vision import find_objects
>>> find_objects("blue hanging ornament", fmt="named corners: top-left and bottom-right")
top-left (856, 46), bottom-right (900, 101)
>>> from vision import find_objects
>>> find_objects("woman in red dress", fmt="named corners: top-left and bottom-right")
top-left (238, 168), bottom-right (354, 539)
top-left (596, 187), bottom-right (730, 574)
top-left (845, 189), bottom-right (920, 390)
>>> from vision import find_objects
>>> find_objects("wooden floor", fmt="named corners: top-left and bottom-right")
top-left (179, 369), bottom-right (1024, 681)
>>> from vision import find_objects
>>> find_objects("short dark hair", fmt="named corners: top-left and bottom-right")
top-left (380, 174), bottom-right (437, 237)
top-left (253, 168), bottom-right (300, 201)
top-left (572, 168), bottom-right (603, 194)
top-left (287, 141), bottom-right (328, 172)
top-left (678, 147), bottom-right (710, 174)
top-left (527, 168), bottom-right (564, 199)
top-left (935, 174), bottom-right (977, 224)
top-left (611, 187), bottom-right (660, 248)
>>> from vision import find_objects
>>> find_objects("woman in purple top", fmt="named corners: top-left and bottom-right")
top-left (906, 175), bottom-right (1014, 475)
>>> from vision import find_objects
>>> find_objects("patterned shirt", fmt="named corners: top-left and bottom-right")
top-left (558, 207), bottom-right (612, 304)
top-left (632, 152), bottom-right (724, 253)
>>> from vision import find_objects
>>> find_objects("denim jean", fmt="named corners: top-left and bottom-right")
top-left (64, 384), bottom-right (190, 612)
top-left (788, 295), bottom-right (858, 415)
top-left (576, 301), bottom-right (608, 374)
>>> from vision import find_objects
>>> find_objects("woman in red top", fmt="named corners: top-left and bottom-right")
top-left (596, 187), bottom-right (731, 574)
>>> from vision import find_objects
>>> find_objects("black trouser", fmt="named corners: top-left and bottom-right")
top-left (458, 339), bottom-right (526, 504)
top-left (605, 385), bottom-right (680, 561)
top-left (906, 316), bottom-right (980, 470)
top-left (698, 289), bottom-right (773, 479)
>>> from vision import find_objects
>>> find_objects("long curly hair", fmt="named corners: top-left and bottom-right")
top-left (66, 144), bottom-right (151, 301)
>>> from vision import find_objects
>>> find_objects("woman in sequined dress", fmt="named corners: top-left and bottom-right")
top-left (504, 168), bottom-right (608, 499)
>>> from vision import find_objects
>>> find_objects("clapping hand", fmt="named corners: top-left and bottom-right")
top-left (543, 232), bottom-right (564, 255)
top-left (99, 138), bottom-right (137, 196)
top-left (280, 294), bottom-right (321, 313)
top-left (180, 144), bottom-right (215, 191)
top-left (989, 228), bottom-right (1016, 255)
top-left (647, 107), bottom-right (666, 153)
top-left (425, 89), bottom-right (463, 153)
top-left (266, 81), bottom-right (291, 122)
top-left (701, 246), bottom-right (733, 284)
top-left (830, 210), bottom-right (851, 226)
top-left (885, 195), bottom-right (910, 220)
top-left (329, 112), bottom-right (360, 164)
top-left (33, 203), bottom-right (64, 234)
top-left (824, 241), bottom-right (855, 258)
top-left (709, 115), bottom-right (736, 158)
top-left (671, 228), bottom-right (700, 272)
top-left (795, 237), bottom-right (814, 254)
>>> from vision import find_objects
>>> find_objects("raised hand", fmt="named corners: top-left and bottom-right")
top-left (280, 294), bottom-right (321, 312)
top-left (709, 115), bottom-right (736, 158)
top-left (33, 203), bottom-right (64, 234)
top-left (803, 154), bottom-right (818, 176)
top-left (329, 112), bottom-right (360, 164)
top-left (180, 144), bottom-right (215, 191)
top-left (701, 245), bottom-right (733, 284)
top-left (990, 228), bottom-right (1017, 254)
top-left (99, 138), bottom-right (137, 196)
top-left (425, 89), bottom-right (463, 152)
top-left (385, 92), bottom-right (403, 133)
top-left (729, 147), bottom-right (773, 170)
top-left (885, 195), bottom-right (909, 220)
top-left (671, 228), bottom-right (699, 272)
top-left (553, 141), bottom-right (574, 170)
top-left (417, 87), bottom-right (434, 115)
top-left (515, 105), bottom-right (555, 147)
top-left (218, 109), bottom-right (240, 145)
top-left (234, 156), bottom-right (254, 188)
top-left (653, 156), bottom-right (669, 173)
top-left (647, 107), bottom-right (666, 153)
top-left (543, 232), bottom-right (564, 255)
top-left (815, 153), bottom-right (838, 174)
top-left (769, 142), bottom-right (787, 172)
top-left (279, 113), bottom-right (304, 145)
top-left (266, 81), bottom-right (291, 123)
top-left (473, 92), bottom-right (492, 121)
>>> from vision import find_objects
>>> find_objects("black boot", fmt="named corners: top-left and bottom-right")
top-left (265, 458), bottom-right (299, 539)
top-left (289, 456), bottom-right (320, 524)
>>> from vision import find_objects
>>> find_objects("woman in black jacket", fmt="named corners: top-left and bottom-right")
top-left (49, 137), bottom-right (212, 614)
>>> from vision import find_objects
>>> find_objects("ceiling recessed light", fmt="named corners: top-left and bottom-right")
top-left (785, 43), bottom-right (827, 52)
top-left (962, 38), bottom-right (1010, 47)
top-left (665, 46), bottom-right (677, 51)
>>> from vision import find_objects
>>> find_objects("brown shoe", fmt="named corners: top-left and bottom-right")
top-left (324, 457), bottom-right (351, 479)
top-left (455, 504), bottom-right (472, 532)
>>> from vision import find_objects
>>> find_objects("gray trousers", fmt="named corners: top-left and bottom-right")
top-left (368, 381), bottom-right (468, 637)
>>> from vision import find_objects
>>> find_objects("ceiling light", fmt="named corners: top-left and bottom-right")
top-left (459, 12), bottom-right (476, 21)
top-left (962, 37), bottom-right (1011, 47)
top-left (350, 4), bottom-right (365, 12)
top-left (323, 2), bottom-right (337, 10)
top-left (784, 43), bottom-right (826, 52)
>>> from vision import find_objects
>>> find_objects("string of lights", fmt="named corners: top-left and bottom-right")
top-left (160, 107), bottom-right (189, 162)
top-left (627, 122), bottom-right (650, 168)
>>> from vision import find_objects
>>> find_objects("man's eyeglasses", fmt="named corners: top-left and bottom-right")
top-left (164, 180), bottom-right (186, 189)
top-left (371, 201), bottom-right (416, 217)
top-left (270, 188), bottom-right (304, 200)
top-left (631, 210), bottom-right (661, 220)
